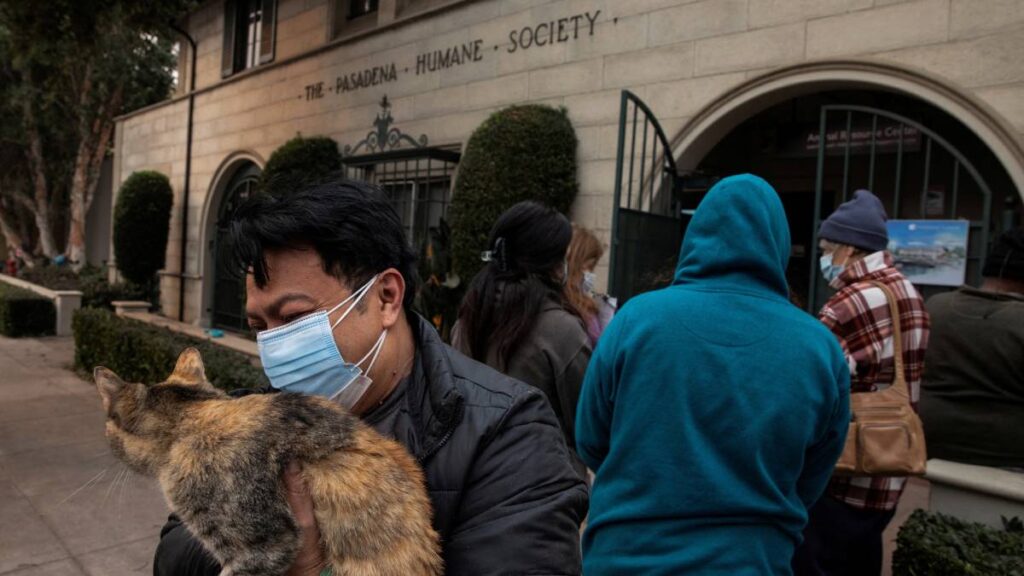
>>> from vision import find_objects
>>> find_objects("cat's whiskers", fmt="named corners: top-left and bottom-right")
top-left (104, 466), bottom-right (128, 504)
top-left (117, 467), bottom-right (135, 520)
top-left (59, 466), bottom-right (110, 506)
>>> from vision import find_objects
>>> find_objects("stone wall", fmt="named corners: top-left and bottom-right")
top-left (114, 0), bottom-right (1024, 324)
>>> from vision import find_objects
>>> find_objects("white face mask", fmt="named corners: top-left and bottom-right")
top-left (582, 271), bottom-right (596, 294)
top-left (256, 275), bottom-right (385, 409)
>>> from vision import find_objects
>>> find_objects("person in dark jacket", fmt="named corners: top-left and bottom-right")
top-left (452, 201), bottom-right (592, 477)
top-left (153, 178), bottom-right (588, 575)
top-left (920, 227), bottom-right (1024, 468)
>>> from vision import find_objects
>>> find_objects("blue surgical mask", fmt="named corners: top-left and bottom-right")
top-left (256, 275), bottom-right (386, 409)
top-left (820, 253), bottom-right (845, 284)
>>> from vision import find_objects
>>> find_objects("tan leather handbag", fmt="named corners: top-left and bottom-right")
top-left (834, 281), bottom-right (927, 477)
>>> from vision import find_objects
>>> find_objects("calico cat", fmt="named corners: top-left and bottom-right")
top-left (94, 347), bottom-right (442, 576)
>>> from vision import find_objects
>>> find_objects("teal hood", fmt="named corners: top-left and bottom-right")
top-left (673, 174), bottom-right (791, 299)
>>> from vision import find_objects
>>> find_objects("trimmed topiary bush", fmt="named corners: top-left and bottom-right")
top-left (113, 171), bottom-right (173, 286)
top-left (448, 104), bottom-right (579, 282)
top-left (0, 283), bottom-right (55, 337)
top-left (260, 135), bottom-right (342, 196)
top-left (893, 510), bottom-right (1024, 575)
top-left (73, 308), bottom-right (267, 392)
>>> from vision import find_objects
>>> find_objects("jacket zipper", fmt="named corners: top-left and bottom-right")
top-left (418, 426), bottom-right (455, 464)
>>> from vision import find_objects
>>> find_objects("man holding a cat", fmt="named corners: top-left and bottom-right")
top-left (153, 178), bottom-right (589, 575)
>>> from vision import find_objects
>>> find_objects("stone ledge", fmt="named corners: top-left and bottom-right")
top-left (118, 310), bottom-right (259, 359)
top-left (0, 273), bottom-right (83, 336)
top-left (926, 458), bottom-right (1024, 503)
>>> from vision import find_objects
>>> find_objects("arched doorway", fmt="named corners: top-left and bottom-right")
top-left (609, 63), bottom-right (1024, 308)
top-left (692, 89), bottom-right (1018, 310)
top-left (210, 162), bottom-right (260, 331)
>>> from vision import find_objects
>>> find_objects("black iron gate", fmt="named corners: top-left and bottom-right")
top-left (212, 162), bottom-right (260, 332)
top-left (809, 105), bottom-right (994, 311)
top-left (341, 146), bottom-right (460, 251)
top-left (609, 90), bottom-right (686, 303)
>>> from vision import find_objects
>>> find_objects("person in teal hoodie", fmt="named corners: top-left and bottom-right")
top-left (576, 174), bottom-right (850, 575)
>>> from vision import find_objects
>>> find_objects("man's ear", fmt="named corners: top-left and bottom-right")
top-left (94, 367), bottom-right (126, 414)
top-left (376, 268), bottom-right (406, 329)
top-left (166, 347), bottom-right (209, 387)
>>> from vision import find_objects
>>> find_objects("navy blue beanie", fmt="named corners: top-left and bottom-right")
top-left (819, 189), bottom-right (889, 252)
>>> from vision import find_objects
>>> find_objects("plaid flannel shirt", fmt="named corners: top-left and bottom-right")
top-left (819, 251), bottom-right (930, 511)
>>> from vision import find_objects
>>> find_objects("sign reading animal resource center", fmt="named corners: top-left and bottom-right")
top-left (301, 10), bottom-right (608, 101)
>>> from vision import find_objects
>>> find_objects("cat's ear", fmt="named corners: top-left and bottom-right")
top-left (166, 347), bottom-right (209, 386)
top-left (94, 367), bottom-right (126, 414)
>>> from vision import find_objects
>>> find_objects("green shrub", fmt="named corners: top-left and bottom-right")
top-left (73, 308), bottom-right (267, 392)
top-left (894, 510), bottom-right (1024, 575)
top-left (260, 135), bottom-right (342, 196)
top-left (114, 171), bottom-right (173, 285)
top-left (448, 104), bottom-right (578, 282)
top-left (0, 283), bottom-right (55, 337)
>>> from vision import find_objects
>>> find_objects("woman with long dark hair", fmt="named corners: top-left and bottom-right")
top-left (454, 201), bottom-right (591, 474)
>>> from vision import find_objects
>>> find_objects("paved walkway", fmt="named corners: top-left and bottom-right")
top-left (0, 336), bottom-right (169, 576)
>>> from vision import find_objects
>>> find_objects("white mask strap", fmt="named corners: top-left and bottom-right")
top-left (329, 274), bottom-right (379, 330)
top-left (355, 330), bottom-right (387, 371)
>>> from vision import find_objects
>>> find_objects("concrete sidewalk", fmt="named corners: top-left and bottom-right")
top-left (0, 336), bottom-right (169, 576)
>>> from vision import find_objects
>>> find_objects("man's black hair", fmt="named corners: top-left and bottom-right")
top-left (229, 176), bottom-right (419, 308)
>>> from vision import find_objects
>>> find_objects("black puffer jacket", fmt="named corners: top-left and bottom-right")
top-left (153, 315), bottom-right (589, 575)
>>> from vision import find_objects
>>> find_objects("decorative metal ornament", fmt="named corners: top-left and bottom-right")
top-left (343, 95), bottom-right (428, 156)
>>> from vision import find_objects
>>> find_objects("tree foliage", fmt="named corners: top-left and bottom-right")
top-left (448, 105), bottom-right (579, 282)
top-left (0, 0), bottom-right (193, 265)
top-left (113, 171), bottom-right (173, 285)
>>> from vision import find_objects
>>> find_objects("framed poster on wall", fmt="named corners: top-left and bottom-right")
top-left (887, 220), bottom-right (970, 287)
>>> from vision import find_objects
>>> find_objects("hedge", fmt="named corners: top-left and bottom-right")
top-left (21, 265), bottom-right (156, 310)
top-left (260, 135), bottom-right (342, 196)
top-left (894, 510), bottom-right (1024, 575)
top-left (73, 308), bottom-right (267, 392)
top-left (448, 104), bottom-right (579, 282)
top-left (114, 171), bottom-right (173, 285)
top-left (0, 283), bottom-right (55, 337)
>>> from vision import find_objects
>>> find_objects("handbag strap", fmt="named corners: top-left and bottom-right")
top-left (867, 281), bottom-right (909, 398)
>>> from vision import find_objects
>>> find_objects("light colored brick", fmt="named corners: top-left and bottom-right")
top-left (438, 46), bottom-right (498, 87)
top-left (877, 28), bottom-right (1024, 88)
top-left (644, 72), bottom-right (746, 118)
top-left (694, 23), bottom-right (804, 76)
top-left (433, 1), bottom-right (503, 35)
top-left (578, 159), bottom-right (618, 195)
top-left (806, 0), bottom-right (949, 59)
top-left (566, 12), bottom-right (649, 60)
top-left (465, 73), bottom-right (530, 109)
top-left (603, 42), bottom-right (694, 88)
top-left (575, 124), bottom-right (620, 161)
top-left (975, 83), bottom-right (1024, 133)
top-left (413, 84), bottom-right (468, 118)
top-left (468, 8), bottom-right (532, 52)
top-left (748, 0), bottom-right (872, 28)
top-left (528, 58), bottom-right (603, 98)
top-left (500, 0), bottom-right (556, 16)
top-left (496, 33), bottom-right (568, 75)
top-left (950, 0), bottom-right (1024, 39)
top-left (612, 0), bottom-right (704, 19)
top-left (564, 87), bottom-right (646, 127)
top-left (648, 0), bottom-right (747, 47)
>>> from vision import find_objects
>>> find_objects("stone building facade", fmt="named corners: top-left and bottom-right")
top-left (113, 0), bottom-right (1024, 328)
